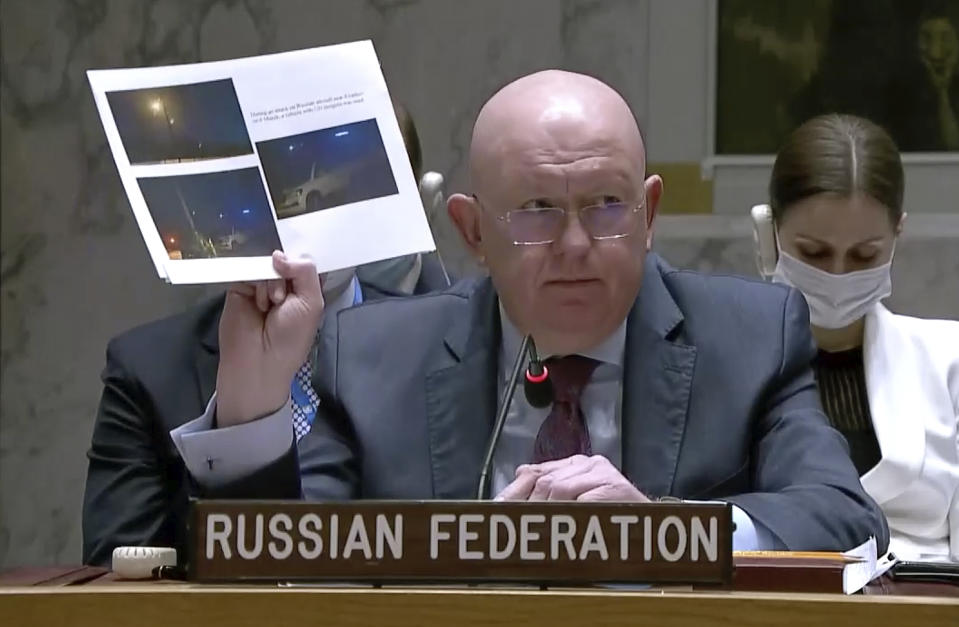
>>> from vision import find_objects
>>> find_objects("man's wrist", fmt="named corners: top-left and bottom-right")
top-left (216, 392), bottom-right (289, 428)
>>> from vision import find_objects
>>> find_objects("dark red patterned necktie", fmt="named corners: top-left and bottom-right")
top-left (532, 355), bottom-right (600, 463)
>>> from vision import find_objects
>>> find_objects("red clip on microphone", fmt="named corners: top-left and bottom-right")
top-left (523, 339), bottom-right (554, 409)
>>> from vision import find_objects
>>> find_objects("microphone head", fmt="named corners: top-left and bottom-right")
top-left (524, 366), bottom-right (554, 408)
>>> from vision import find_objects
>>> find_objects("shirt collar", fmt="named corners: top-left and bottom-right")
top-left (498, 303), bottom-right (626, 369)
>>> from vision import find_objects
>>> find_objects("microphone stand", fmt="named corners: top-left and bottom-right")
top-left (476, 334), bottom-right (531, 500)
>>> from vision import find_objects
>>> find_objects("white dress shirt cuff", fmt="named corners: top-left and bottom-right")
top-left (730, 504), bottom-right (780, 551)
top-left (682, 500), bottom-right (779, 551)
top-left (170, 392), bottom-right (294, 488)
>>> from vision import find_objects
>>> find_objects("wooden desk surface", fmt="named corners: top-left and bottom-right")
top-left (2, 584), bottom-right (957, 627)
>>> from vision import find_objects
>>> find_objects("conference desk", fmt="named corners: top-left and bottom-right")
top-left (2, 580), bottom-right (958, 627)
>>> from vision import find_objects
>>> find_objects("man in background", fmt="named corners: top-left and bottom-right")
top-left (81, 104), bottom-right (445, 566)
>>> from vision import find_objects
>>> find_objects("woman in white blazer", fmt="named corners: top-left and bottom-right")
top-left (765, 113), bottom-right (959, 561)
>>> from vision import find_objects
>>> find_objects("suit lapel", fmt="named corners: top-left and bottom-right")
top-left (860, 304), bottom-right (926, 504)
top-left (424, 280), bottom-right (499, 498)
top-left (621, 255), bottom-right (697, 498)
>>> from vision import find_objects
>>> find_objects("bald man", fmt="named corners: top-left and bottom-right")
top-left (175, 71), bottom-right (888, 552)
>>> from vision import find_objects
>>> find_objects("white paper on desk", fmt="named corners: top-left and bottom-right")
top-left (842, 536), bottom-right (879, 594)
top-left (88, 41), bottom-right (435, 284)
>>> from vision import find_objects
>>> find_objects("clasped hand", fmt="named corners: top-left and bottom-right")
top-left (495, 454), bottom-right (650, 502)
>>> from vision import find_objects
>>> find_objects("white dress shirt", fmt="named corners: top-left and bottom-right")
top-left (494, 308), bottom-right (775, 551)
top-left (492, 305), bottom-right (625, 495)
top-left (173, 287), bottom-right (777, 550)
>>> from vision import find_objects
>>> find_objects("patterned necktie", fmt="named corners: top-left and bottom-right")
top-left (532, 355), bottom-right (600, 463)
top-left (291, 360), bottom-right (319, 441)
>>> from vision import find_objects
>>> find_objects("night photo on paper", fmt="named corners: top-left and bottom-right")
top-left (106, 79), bottom-right (252, 165)
top-left (257, 118), bottom-right (398, 219)
top-left (137, 167), bottom-right (282, 260)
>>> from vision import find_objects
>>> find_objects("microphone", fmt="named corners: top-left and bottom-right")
top-left (476, 335), bottom-right (553, 499)
top-left (523, 337), bottom-right (553, 408)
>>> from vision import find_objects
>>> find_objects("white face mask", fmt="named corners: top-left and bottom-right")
top-left (771, 249), bottom-right (894, 329)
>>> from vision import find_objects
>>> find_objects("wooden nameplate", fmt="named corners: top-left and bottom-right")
top-left (188, 500), bottom-right (733, 585)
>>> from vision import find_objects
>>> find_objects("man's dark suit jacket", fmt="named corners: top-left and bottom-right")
top-left (215, 253), bottom-right (888, 553)
top-left (82, 258), bottom-right (449, 567)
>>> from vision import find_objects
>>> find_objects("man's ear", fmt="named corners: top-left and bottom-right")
top-left (448, 193), bottom-right (484, 260)
top-left (643, 174), bottom-right (664, 251)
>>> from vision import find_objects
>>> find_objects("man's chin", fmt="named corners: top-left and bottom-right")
top-left (534, 316), bottom-right (611, 356)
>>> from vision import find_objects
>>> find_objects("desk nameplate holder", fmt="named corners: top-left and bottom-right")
top-left (189, 500), bottom-right (732, 585)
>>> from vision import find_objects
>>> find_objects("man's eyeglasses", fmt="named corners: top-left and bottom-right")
top-left (474, 195), bottom-right (645, 245)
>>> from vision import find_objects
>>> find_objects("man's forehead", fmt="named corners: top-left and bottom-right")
top-left (537, 93), bottom-right (588, 124)
top-left (507, 145), bottom-right (639, 176)
top-left (475, 122), bottom-right (644, 196)
top-left (481, 154), bottom-right (642, 208)
top-left (470, 71), bottom-right (645, 191)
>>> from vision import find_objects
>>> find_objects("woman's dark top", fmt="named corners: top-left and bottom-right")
top-left (813, 347), bottom-right (882, 476)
